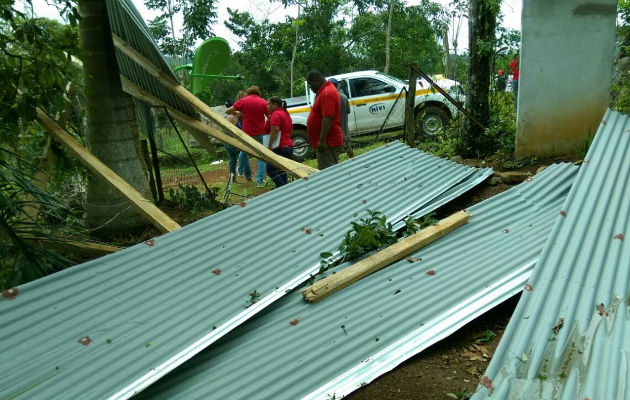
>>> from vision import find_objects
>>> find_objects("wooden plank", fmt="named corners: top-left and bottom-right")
top-left (35, 108), bottom-right (181, 233)
top-left (120, 76), bottom-right (317, 178)
top-left (301, 210), bottom-right (471, 303)
top-left (112, 34), bottom-right (317, 179)
top-left (19, 234), bottom-right (122, 256)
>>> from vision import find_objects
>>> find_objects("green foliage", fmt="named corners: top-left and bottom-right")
top-left (0, 147), bottom-right (85, 290)
top-left (404, 212), bottom-right (438, 236)
top-left (319, 210), bottom-right (437, 272)
top-left (475, 329), bottom-right (497, 343)
top-left (0, 14), bottom-right (81, 153)
top-left (167, 184), bottom-right (224, 212)
top-left (145, 0), bottom-right (218, 60)
top-left (339, 210), bottom-right (398, 262)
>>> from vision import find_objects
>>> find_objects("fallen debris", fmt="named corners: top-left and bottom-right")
top-left (301, 210), bottom-right (470, 303)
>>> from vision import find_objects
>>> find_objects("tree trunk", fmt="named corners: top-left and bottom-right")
top-left (442, 23), bottom-right (451, 78)
top-left (384, 0), bottom-right (394, 74)
top-left (79, 0), bottom-right (151, 235)
top-left (290, 3), bottom-right (301, 98)
top-left (460, 0), bottom-right (498, 157)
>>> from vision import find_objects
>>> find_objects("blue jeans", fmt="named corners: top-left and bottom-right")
top-left (224, 144), bottom-right (239, 177)
top-left (267, 147), bottom-right (293, 187)
top-left (512, 79), bottom-right (518, 109)
top-left (238, 135), bottom-right (266, 183)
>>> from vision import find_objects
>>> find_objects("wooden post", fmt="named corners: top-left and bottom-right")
top-left (405, 62), bottom-right (419, 147)
top-left (142, 104), bottom-right (165, 201)
top-left (302, 210), bottom-right (470, 303)
top-left (140, 139), bottom-right (158, 201)
top-left (36, 108), bottom-right (181, 233)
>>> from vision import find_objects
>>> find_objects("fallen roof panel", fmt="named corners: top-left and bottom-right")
top-left (471, 110), bottom-right (630, 400)
top-left (135, 163), bottom-right (578, 400)
top-left (0, 142), bottom-right (490, 400)
top-left (106, 0), bottom-right (197, 117)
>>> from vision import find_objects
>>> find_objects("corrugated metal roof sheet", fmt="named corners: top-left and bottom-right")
top-left (471, 110), bottom-right (630, 400)
top-left (0, 143), bottom-right (490, 400)
top-left (105, 0), bottom-right (197, 117)
top-left (135, 163), bottom-right (578, 400)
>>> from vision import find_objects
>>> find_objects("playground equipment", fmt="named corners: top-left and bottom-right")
top-left (173, 37), bottom-right (243, 94)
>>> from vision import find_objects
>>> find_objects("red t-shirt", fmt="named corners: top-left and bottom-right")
top-left (509, 59), bottom-right (519, 80)
top-left (233, 94), bottom-right (269, 136)
top-left (265, 109), bottom-right (294, 148)
top-left (307, 81), bottom-right (343, 148)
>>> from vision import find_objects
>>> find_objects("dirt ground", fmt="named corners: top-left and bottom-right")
top-left (349, 295), bottom-right (520, 400)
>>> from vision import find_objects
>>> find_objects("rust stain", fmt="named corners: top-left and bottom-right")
top-left (239, 201), bottom-right (246, 207)
top-left (77, 336), bottom-right (92, 346)
top-left (596, 303), bottom-right (609, 317)
top-left (502, 228), bottom-right (510, 233)
top-left (480, 375), bottom-right (494, 390)
top-left (305, 228), bottom-right (312, 235)
top-left (1, 287), bottom-right (19, 300)
top-left (614, 233), bottom-right (624, 241)
top-left (524, 283), bottom-right (533, 291)
top-left (426, 270), bottom-right (436, 276)
top-left (212, 268), bottom-right (222, 275)
top-left (552, 318), bottom-right (565, 335)
top-left (559, 210), bottom-right (567, 217)
top-left (289, 318), bottom-right (300, 326)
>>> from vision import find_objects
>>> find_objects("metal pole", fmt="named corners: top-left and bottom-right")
top-left (405, 62), bottom-right (419, 146)
top-left (143, 104), bottom-right (164, 202)
top-left (410, 63), bottom-right (486, 131)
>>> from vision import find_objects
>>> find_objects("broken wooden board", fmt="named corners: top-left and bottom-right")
top-left (302, 210), bottom-right (471, 303)
top-left (112, 34), bottom-right (316, 179)
top-left (19, 233), bottom-right (122, 256)
top-left (36, 108), bottom-right (181, 233)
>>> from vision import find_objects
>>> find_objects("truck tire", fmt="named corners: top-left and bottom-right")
top-left (416, 106), bottom-right (449, 136)
top-left (291, 129), bottom-right (312, 161)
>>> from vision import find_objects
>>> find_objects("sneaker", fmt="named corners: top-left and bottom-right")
top-left (256, 182), bottom-right (265, 188)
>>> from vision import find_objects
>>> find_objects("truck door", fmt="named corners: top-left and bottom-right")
top-left (336, 79), bottom-right (357, 134)
top-left (348, 77), bottom-right (401, 134)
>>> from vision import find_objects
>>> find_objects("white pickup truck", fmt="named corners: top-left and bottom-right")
top-left (286, 70), bottom-right (464, 160)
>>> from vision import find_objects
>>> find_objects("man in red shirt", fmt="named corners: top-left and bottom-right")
top-left (226, 86), bottom-right (269, 186)
top-left (306, 70), bottom-right (343, 170)
top-left (509, 53), bottom-right (519, 109)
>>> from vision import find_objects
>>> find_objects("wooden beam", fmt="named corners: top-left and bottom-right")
top-left (19, 234), bottom-right (122, 256)
top-left (112, 34), bottom-right (317, 178)
top-left (120, 76), bottom-right (316, 178)
top-left (301, 210), bottom-right (471, 303)
top-left (35, 108), bottom-right (181, 233)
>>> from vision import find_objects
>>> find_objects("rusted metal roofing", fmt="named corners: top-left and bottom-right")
top-left (135, 163), bottom-right (578, 400)
top-left (0, 143), bottom-right (490, 399)
top-left (471, 110), bottom-right (630, 400)
top-left (105, 0), bottom-right (197, 116)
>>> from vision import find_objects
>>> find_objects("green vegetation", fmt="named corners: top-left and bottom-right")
top-left (167, 184), bottom-right (225, 212)
top-left (319, 211), bottom-right (437, 272)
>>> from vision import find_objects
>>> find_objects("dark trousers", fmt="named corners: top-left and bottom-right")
top-left (267, 147), bottom-right (293, 187)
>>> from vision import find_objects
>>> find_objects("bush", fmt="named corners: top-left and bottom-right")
top-left (167, 184), bottom-right (225, 212)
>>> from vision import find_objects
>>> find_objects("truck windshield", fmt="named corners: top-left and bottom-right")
top-left (376, 72), bottom-right (406, 85)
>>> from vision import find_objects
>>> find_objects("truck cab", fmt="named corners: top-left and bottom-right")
top-left (287, 70), bottom-right (464, 160)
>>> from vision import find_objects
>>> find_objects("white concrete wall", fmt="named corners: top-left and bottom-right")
top-left (516, 0), bottom-right (618, 157)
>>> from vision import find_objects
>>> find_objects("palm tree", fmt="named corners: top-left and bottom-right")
top-left (78, 0), bottom-right (151, 235)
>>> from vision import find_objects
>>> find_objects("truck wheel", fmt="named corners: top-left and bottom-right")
top-left (416, 106), bottom-right (449, 136)
top-left (291, 129), bottom-right (312, 161)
